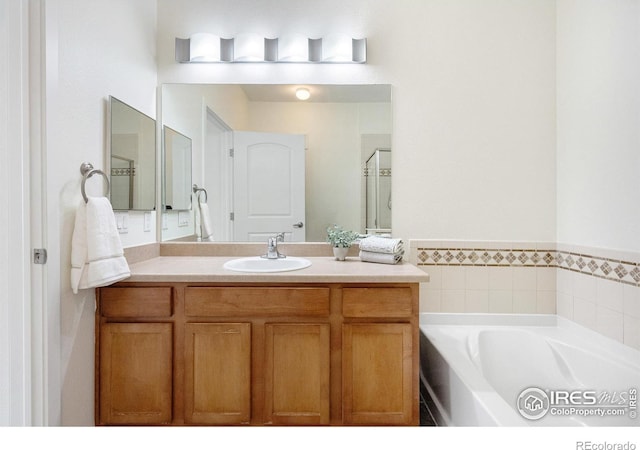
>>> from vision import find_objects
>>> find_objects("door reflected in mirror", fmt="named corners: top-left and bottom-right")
top-left (163, 126), bottom-right (192, 211)
top-left (160, 84), bottom-right (391, 242)
top-left (108, 96), bottom-right (156, 211)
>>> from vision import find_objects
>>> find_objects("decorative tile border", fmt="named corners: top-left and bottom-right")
top-left (415, 246), bottom-right (640, 287)
top-left (111, 167), bottom-right (136, 176)
top-left (556, 250), bottom-right (640, 287)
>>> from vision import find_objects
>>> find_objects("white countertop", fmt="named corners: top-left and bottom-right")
top-left (125, 256), bottom-right (430, 284)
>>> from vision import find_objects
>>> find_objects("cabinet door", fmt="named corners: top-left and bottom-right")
top-left (264, 323), bottom-right (330, 425)
top-left (99, 322), bottom-right (173, 424)
top-left (342, 323), bottom-right (413, 425)
top-left (184, 323), bottom-right (251, 424)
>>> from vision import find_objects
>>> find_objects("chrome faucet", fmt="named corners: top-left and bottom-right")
top-left (262, 233), bottom-right (286, 259)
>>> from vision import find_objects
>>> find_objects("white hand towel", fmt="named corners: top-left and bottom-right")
top-left (359, 250), bottom-right (403, 265)
top-left (359, 236), bottom-right (404, 255)
top-left (199, 202), bottom-right (214, 241)
top-left (70, 197), bottom-right (130, 294)
top-left (70, 202), bottom-right (88, 293)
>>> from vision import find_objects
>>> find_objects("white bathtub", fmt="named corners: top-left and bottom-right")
top-left (419, 313), bottom-right (640, 426)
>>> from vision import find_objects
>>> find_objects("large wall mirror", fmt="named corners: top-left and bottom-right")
top-left (160, 84), bottom-right (392, 242)
top-left (108, 96), bottom-right (156, 211)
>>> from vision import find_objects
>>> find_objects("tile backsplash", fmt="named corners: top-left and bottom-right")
top-left (410, 240), bottom-right (640, 350)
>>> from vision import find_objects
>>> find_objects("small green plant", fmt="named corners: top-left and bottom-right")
top-left (326, 225), bottom-right (359, 248)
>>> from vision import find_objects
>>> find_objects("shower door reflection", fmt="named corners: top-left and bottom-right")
top-left (365, 148), bottom-right (391, 235)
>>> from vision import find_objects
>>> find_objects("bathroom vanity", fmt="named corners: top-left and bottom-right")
top-left (94, 247), bottom-right (428, 426)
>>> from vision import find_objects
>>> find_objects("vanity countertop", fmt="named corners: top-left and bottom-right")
top-left (124, 256), bottom-right (430, 284)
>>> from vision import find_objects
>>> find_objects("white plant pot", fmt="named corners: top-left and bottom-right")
top-left (332, 246), bottom-right (350, 261)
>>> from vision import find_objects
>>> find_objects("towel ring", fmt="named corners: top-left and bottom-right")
top-left (192, 184), bottom-right (208, 203)
top-left (80, 162), bottom-right (110, 203)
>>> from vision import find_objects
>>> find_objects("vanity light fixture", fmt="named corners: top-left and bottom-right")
top-left (295, 88), bottom-right (311, 101)
top-left (322, 34), bottom-right (353, 62)
top-left (189, 33), bottom-right (221, 62)
top-left (234, 33), bottom-right (265, 62)
top-left (175, 34), bottom-right (366, 63)
top-left (278, 34), bottom-right (309, 62)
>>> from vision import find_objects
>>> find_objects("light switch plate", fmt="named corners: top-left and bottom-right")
top-left (115, 212), bottom-right (128, 234)
top-left (178, 211), bottom-right (189, 227)
top-left (144, 212), bottom-right (152, 232)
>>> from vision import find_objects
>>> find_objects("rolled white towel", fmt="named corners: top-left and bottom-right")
top-left (359, 250), bottom-right (403, 265)
top-left (199, 202), bottom-right (214, 241)
top-left (359, 236), bottom-right (404, 255)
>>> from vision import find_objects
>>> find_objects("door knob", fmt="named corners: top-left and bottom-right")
top-left (293, 222), bottom-right (304, 228)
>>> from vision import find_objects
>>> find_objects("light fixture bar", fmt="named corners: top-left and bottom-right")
top-left (175, 35), bottom-right (366, 63)
top-left (234, 33), bottom-right (264, 61)
top-left (189, 33), bottom-right (220, 62)
top-left (278, 34), bottom-right (308, 62)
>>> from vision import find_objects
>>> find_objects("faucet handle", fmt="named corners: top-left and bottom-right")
top-left (275, 232), bottom-right (285, 242)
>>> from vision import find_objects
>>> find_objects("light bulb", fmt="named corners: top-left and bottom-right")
top-left (278, 34), bottom-right (309, 62)
top-left (295, 88), bottom-right (311, 101)
top-left (189, 33), bottom-right (220, 62)
top-left (234, 33), bottom-right (265, 62)
top-left (322, 34), bottom-right (352, 62)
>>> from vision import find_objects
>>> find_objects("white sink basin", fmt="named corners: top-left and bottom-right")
top-left (223, 256), bottom-right (312, 273)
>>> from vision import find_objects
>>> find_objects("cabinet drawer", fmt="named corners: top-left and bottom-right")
top-left (100, 287), bottom-right (173, 318)
top-left (342, 287), bottom-right (413, 318)
top-left (185, 287), bottom-right (330, 317)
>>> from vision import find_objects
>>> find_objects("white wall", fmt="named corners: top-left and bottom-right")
top-left (556, 0), bottom-right (640, 253)
top-left (555, 0), bottom-right (640, 351)
top-left (157, 0), bottom-right (557, 245)
top-left (49, 0), bottom-right (157, 425)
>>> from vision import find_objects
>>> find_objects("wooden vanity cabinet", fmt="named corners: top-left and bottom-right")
top-left (184, 322), bottom-right (251, 424)
top-left (180, 286), bottom-right (331, 425)
top-left (96, 287), bottom-right (174, 425)
top-left (95, 283), bottom-right (419, 426)
top-left (263, 323), bottom-right (331, 425)
top-left (342, 323), bottom-right (413, 424)
top-left (342, 287), bottom-right (416, 425)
